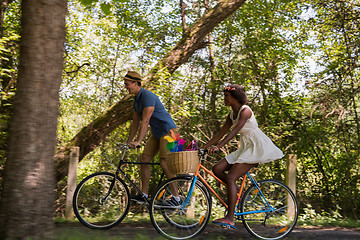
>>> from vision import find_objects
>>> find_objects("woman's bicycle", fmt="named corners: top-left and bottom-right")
top-left (72, 143), bottom-right (165, 230)
top-left (149, 149), bottom-right (299, 240)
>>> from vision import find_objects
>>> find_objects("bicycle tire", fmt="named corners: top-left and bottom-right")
top-left (240, 179), bottom-right (298, 240)
top-left (149, 176), bottom-right (212, 240)
top-left (73, 172), bottom-right (130, 230)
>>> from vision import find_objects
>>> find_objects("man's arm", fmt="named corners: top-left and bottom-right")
top-left (127, 111), bottom-right (141, 144)
top-left (130, 106), bottom-right (154, 148)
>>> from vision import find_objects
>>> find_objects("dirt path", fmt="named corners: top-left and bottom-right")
top-left (56, 222), bottom-right (360, 240)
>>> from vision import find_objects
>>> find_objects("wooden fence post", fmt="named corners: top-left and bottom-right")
top-left (65, 146), bottom-right (79, 219)
top-left (285, 153), bottom-right (297, 218)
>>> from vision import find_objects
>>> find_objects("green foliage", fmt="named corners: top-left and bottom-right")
top-left (100, 3), bottom-right (111, 15)
top-left (298, 204), bottom-right (360, 228)
top-left (2, 0), bottom-right (359, 223)
top-left (79, 0), bottom-right (97, 6)
top-left (0, 0), bottom-right (21, 191)
top-left (289, 0), bottom-right (360, 218)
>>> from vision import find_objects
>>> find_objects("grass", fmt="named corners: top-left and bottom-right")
top-left (296, 204), bottom-right (360, 229)
top-left (297, 217), bottom-right (360, 229)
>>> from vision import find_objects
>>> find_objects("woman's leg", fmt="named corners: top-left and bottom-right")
top-left (224, 163), bottom-right (256, 224)
top-left (213, 162), bottom-right (256, 226)
top-left (212, 158), bottom-right (232, 183)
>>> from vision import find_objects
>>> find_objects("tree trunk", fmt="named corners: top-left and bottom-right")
top-left (55, 0), bottom-right (247, 182)
top-left (0, 0), bottom-right (66, 239)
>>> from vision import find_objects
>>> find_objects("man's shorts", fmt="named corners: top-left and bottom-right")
top-left (143, 128), bottom-right (178, 159)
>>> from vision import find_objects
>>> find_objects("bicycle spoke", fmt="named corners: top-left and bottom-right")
top-left (150, 177), bottom-right (211, 240)
top-left (73, 172), bottom-right (130, 229)
top-left (240, 179), bottom-right (298, 240)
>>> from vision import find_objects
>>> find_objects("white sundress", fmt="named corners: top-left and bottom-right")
top-left (225, 105), bottom-right (284, 165)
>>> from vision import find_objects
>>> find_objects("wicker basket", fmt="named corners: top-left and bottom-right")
top-left (166, 151), bottom-right (199, 175)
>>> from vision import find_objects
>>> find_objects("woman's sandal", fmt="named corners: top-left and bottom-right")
top-left (212, 218), bottom-right (236, 230)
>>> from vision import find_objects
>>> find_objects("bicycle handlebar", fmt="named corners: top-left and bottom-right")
top-left (116, 143), bottom-right (129, 149)
top-left (198, 148), bottom-right (208, 156)
top-left (117, 143), bottom-right (212, 157)
top-left (116, 143), bottom-right (141, 150)
top-left (116, 143), bottom-right (211, 157)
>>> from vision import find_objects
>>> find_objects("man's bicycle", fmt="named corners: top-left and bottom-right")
top-left (149, 149), bottom-right (299, 240)
top-left (72, 143), bottom-right (165, 230)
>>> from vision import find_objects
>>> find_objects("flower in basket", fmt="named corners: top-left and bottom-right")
top-left (177, 138), bottom-right (186, 151)
top-left (185, 140), bottom-right (198, 151)
top-left (170, 130), bottom-right (179, 140)
top-left (164, 136), bottom-right (175, 142)
top-left (164, 132), bottom-right (185, 152)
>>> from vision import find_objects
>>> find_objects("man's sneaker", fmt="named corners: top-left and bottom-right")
top-left (158, 196), bottom-right (183, 209)
top-left (130, 194), bottom-right (147, 204)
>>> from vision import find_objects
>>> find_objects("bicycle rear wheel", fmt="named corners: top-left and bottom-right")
top-left (149, 176), bottom-right (212, 240)
top-left (73, 172), bottom-right (130, 229)
top-left (240, 179), bottom-right (298, 240)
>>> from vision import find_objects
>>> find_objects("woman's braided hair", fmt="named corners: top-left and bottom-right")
top-left (223, 84), bottom-right (247, 105)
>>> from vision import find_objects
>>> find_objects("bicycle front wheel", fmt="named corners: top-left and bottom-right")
top-left (73, 172), bottom-right (130, 229)
top-left (240, 179), bottom-right (298, 240)
top-left (149, 176), bottom-right (212, 240)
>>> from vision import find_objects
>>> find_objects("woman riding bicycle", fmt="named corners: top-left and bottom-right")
top-left (202, 84), bottom-right (284, 229)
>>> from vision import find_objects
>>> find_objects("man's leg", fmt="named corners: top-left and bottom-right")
top-left (159, 157), bottom-right (179, 203)
top-left (140, 153), bottom-right (153, 195)
top-left (159, 129), bottom-right (179, 201)
top-left (159, 157), bottom-right (176, 179)
top-left (131, 135), bottom-right (158, 203)
top-left (159, 129), bottom-right (178, 181)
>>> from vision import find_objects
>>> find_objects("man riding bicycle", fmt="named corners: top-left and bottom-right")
top-left (124, 70), bottom-right (180, 205)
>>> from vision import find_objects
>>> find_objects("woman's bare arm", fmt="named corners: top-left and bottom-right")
top-left (203, 115), bottom-right (233, 149)
top-left (216, 108), bottom-right (252, 148)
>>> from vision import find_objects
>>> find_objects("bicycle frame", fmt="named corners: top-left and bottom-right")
top-left (186, 153), bottom-right (274, 217)
top-left (105, 144), bottom-right (164, 204)
top-left (149, 151), bottom-right (299, 240)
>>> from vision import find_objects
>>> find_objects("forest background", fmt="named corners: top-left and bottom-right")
top-left (0, 0), bottom-right (359, 231)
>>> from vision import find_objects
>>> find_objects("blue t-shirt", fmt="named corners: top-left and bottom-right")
top-left (133, 88), bottom-right (177, 139)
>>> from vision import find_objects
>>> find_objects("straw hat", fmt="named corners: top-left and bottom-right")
top-left (124, 71), bottom-right (142, 82)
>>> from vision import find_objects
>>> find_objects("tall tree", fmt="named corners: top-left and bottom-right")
top-left (55, 0), bottom-right (247, 182)
top-left (0, 0), bottom-right (66, 239)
